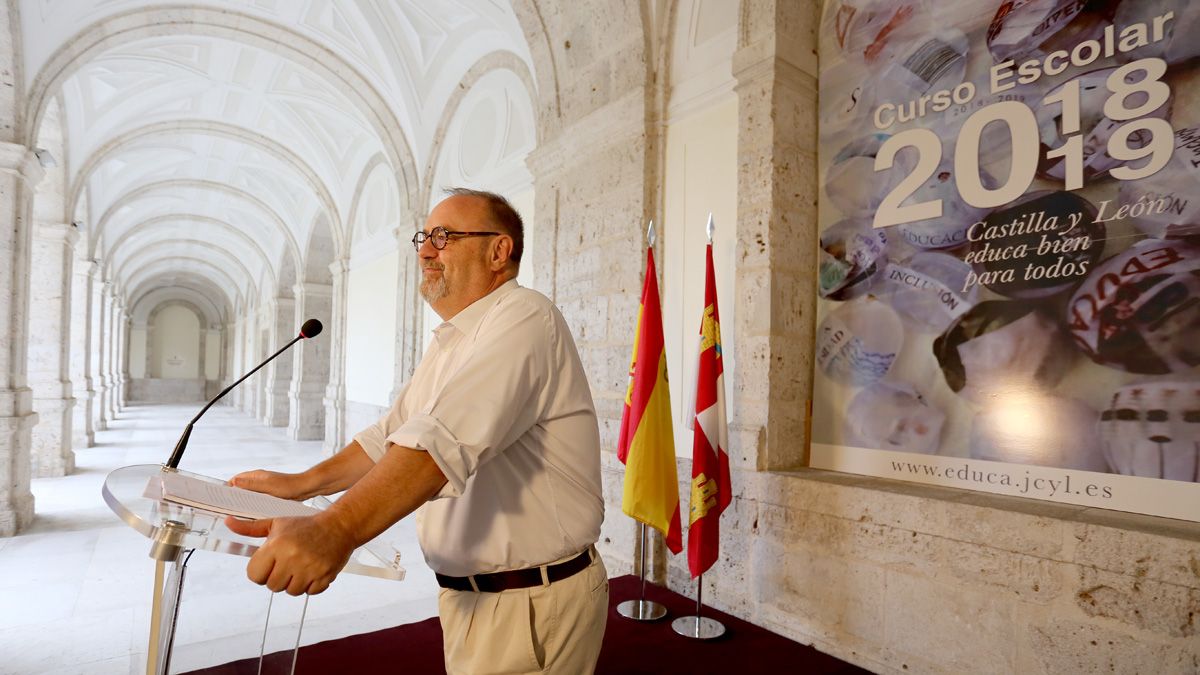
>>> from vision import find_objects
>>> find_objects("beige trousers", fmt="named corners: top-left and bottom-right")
top-left (438, 552), bottom-right (609, 675)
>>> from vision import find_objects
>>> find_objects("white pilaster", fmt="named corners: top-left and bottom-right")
top-left (289, 282), bottom-right (332, 441)
top-left (0, 142), bottom-right (46, 535)
top-left (323, 259), bottom-right (348, 455)
top-left (264, 297), bottom-right (295, 427)
top-left (29, 221), bottom-right (79, 477)
top-left (70, 258), bottom-right (96, 448)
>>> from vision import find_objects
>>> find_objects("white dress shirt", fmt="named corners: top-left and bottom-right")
top-left (353, 279), bottom-right (604, 576)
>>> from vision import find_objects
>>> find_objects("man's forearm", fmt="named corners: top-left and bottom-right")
top-left (316, 444), bottom-right (448, 548)
top-left (300, 441), bottom-right (377, 497)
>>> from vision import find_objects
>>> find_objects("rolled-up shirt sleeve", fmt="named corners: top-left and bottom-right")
top-left (353, 384), bottom-right (409, 463)
top-left (385, 296), bottom-right (552, 497)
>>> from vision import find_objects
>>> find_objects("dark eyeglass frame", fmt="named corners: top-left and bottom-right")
top-left (411, 226), bottom-right (500, 251)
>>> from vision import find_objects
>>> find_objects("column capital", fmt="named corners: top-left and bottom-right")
top-left (0, 142), bottom-right (45, 188)
top-left (328, 258), bottom-right (349, 277)
top-left (293, 282), bottom-right (333, 298)
top-left (732, 44), bottom-right (816, 98)
top-left (34, 221), bottom-right (81, 247)
top-left (75, 258), bottom-right (100, 278)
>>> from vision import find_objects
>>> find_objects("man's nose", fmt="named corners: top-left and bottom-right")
top-left (417, 236), bottom-right (437, 258)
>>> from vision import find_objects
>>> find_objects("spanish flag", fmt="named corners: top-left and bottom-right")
top-left (617, 246), bottom-right (682, 554)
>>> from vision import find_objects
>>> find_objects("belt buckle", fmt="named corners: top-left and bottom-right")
top-left (468, 575), bottom-right (480, 592)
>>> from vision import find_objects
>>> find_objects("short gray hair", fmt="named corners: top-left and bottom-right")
top-left (443, 187), bottom-right (524, 264)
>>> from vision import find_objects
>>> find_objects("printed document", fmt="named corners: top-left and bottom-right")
top-left (145, 471), bottom-right (320, 519)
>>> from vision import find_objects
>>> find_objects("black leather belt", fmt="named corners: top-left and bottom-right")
top-left (435, 548), bottom-right (593, 593)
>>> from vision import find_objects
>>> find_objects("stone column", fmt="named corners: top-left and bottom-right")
top-left (114, 297), bottom-right (127, 410)
top-left (91, 279), bottom-right (108, 431)
top-left (29, 221), bottom-right (78, 477)
top-left (255, 321), bottom-right (268, 420)
top-left (106, 292), bottom-right (121, 418)
top-left (241, 316), bottom-right (257, 415)
top-left (263, 297), bottom-right (294, 426)
top-left (391, 228), bottom-right (421, 399)
top-left (731, 0), bottom-right (819, 470)
top-left (229, 317), bottom-right (244, 409)
top-left (0, 143), bottom-right (46, 535)
top-left (322, 259), bottom-right (347, 455)
top-left (70, 259), bottom-right (96, 448)
top-left (288, 282), bottom-right (331, 441)
top-left (197, 323), bottom-right (207, 386)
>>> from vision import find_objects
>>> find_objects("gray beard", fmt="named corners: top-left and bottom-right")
top-left (420, 276), bottom-right (448, 304)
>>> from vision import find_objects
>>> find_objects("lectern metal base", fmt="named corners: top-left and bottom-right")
top-left (616, 599), bottom-right (668, 621)
top-left (671, 615), bottom-right (726, 639)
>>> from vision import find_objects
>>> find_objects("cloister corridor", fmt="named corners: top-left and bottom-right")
top-left (0, 403), bottom-right (438, 674)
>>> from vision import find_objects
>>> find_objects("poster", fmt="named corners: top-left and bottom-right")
top-left (811, 0), bottom-right (1200, 521)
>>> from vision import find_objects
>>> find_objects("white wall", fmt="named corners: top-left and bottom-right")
top-left (662, 96), bottom-right (739, 458)
top-left (152, 304), bottom-right (201, 379)
top-left (510, 188), bottom-right (535, 289)
top-left (129, 327), bottom-right (147, 378)
top-left (344, 249), bottom-right (399, 406)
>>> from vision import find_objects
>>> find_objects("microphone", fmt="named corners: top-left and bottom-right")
top-left (164, 319), bottom-right (324, 469)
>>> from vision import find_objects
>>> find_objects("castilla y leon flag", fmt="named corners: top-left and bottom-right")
top-left (617, 245), bottom-right (683, 554)
top-left (687, 241), bottom-right (731, 577)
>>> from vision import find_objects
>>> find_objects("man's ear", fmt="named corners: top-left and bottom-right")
top-left (490, 235), bottom-right (513, 271)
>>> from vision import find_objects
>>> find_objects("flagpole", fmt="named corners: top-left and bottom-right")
top-left (672, 573), bottom-right (725, 638)
top-left (673, 213), bottom-right (726, 640)
top-left (616, 521), bottom-right (667, 620)
top-left (616, 218), bottom-right (670, 622)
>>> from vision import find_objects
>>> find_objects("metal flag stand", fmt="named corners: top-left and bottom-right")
top-left (671, 572), bottom-right (725, 639)
top-left (616, 522), bottom-right (668, 621)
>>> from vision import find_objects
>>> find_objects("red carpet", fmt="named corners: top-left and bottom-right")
top-left (187, 575), bottom-right (869, 674)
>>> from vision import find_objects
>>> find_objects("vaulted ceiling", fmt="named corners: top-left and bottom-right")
top-left (21, 0), bottom-right (536, 322)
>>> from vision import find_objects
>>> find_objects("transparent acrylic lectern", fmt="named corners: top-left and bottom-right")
top-left (103, 464), bottom-right (407, 675)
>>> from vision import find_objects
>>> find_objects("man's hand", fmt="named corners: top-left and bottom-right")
top-left (225, 514), bottom-right (356, 596)
top-left (228, 470), bottom-right (312, 500)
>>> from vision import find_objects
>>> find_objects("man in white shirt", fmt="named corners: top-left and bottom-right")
top-left (226, 188), bottom-right (608, 674)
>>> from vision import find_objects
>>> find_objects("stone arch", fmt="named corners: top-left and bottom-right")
top-left (86, 178), bottom-right (303, 270)
top-left (108, 215), bottom-right (277, 294)
top-left (418, 50), bottom-right (540, 219)
top-left (69, 120), bottom-right (334, 265)
top-left (124, 258), bottom-right (246, 311)
top-left (111, 239), bottom-right (260, 303)
top-left (276, 245), bottom-right (297, 301)
top-left (344, 152), bottom-right (398, 254)
top-left (508, 0), bottom-right (563, 132)
top-left (130, 286), bottom-right (224, 328)
top-left (23, 6), bottom-right (420, 225)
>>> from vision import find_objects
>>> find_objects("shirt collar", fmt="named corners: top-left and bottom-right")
top-left (441, 278), bottom-right (520, 339)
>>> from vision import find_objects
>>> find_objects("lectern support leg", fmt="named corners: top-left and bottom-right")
top-left (145, 519), bottom-right (192, 675)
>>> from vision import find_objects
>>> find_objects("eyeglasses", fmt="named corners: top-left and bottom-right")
top-left (411, 226), bottom-right (500, 251)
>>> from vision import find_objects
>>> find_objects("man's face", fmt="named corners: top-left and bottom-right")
top-left (417, 196), bottom-right (497, 315)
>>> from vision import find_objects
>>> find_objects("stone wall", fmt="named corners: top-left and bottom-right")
top-left (531, 0), bottom-right (1200, 672)
top-left (646, 461), bottom-right (1199, 674)
top-left (127, 378), bottom-right (205, 403)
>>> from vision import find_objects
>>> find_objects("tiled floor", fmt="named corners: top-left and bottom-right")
top-left (0, 404), bottom-right (440, 674)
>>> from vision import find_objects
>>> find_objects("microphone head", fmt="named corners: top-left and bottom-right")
top-left (299, 319), bottom-right (323, 338)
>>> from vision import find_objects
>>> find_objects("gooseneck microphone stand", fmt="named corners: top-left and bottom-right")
top-left (164, 318), bottom-right (323, 470)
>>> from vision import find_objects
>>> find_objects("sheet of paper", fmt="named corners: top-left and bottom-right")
top-left (145, 471), bottom-right (320, 519)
